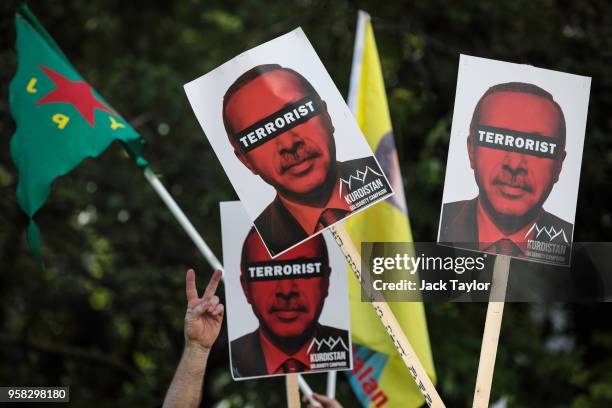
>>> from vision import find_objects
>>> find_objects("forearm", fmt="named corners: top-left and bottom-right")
top-left (163, 344), bottom-right (210, 408)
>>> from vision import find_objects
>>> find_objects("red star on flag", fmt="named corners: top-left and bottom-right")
top-left (36, 65), bottom-right (115, 126)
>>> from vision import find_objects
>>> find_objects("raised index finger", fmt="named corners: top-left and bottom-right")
top-left (203, 269), bottom-right (223, 299)
top-left (185, 269), bottom-right (199, 304)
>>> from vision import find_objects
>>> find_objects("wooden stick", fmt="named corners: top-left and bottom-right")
top-left (328, 224), bottom-right (445, 408)
top-left (286, 374), bottom-right (300, 408)
top-left (472, 255), bottom-right (511, 408)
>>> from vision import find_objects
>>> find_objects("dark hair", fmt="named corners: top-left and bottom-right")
top-left (469, 82), bottom-right (566, 149)
top-left (240, 227), bottom-right (329, 277)
top-left (222, 64), bottom-right (321, 146)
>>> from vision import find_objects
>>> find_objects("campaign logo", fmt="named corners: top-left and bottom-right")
top-left (339, 165), bottom-right (390, 211)
top-left (525, 223), bottom-right (569, 243)
top-left (308, 335), bottom-right (350, 370)
top-left (525, 222), bottom-right (572, 265)
top-left (339, 166), bottom-right (383, 195)
top-left (307, 335), bottom-right (350, 353)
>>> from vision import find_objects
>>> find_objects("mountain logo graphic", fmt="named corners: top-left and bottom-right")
top-left (338, 166), bottom-right (383, 196)
top-left (525, 223), bottom-right (569, 243)
top-left (307, 335), bottom-right (350, 354)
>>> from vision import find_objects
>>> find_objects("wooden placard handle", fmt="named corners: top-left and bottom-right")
top-left (472, 254), bottom-right (511, 408)
top-left (286, 374), bottom-right (300, 408)
top-left (329, 223), bottom-right (445, 408)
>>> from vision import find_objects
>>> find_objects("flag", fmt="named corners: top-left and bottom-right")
top-left (344, 11), bottom-right (436, 407)
top-left (9, 5), bottom-right (146, 257)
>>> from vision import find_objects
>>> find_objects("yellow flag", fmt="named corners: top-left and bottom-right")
top-left (344, 11), bottom-right (436, 408)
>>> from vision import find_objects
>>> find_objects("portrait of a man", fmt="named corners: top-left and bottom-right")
top-left (222, 64), bottom-right (391, 256)
top-left (439, 82), bottom-right (573, 257)
top-left (230, 227), bottom-right (350, 378)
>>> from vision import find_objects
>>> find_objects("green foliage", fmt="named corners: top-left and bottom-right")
top-left (1, 0), bottom-right (612, 406)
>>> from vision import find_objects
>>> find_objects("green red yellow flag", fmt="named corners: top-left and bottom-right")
top-left (344, 10), bottom-right (437, 408)
top-left (9, 5), bottom-right (145, 257)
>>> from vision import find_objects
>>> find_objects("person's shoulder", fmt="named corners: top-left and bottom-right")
top-left (337, 156), bottom-right (386, 184)
top-left (253, 195), bottom-right (308, 256)
top-left (254, 198), bottom-right (278, 229)
top-left (253, 196), bottom-right (282, 247)
top-left (439, 198), bottom-right (479, 242)
top-left (230, 330), bottom-right (259, 350)
top-left (316, 324), bottom-right (349, 339)
top-left (440, 198), bottom-right (477, 224)
top-left (443, 199), bottom-right (476, 214)
top-left (540, 210), bottom-right (572, 227)
top-left (230, 329), bottom-right (266, 379)
top-left (540, 209), bottom-right (574, 237)
top-left (338, 156), bottom-right (378, 171)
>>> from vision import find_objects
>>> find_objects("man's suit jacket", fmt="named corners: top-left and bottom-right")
top-left (230, 324), bottom-right (349, 379)
top-left (255, 156), bottom-right (387, 256)
top-left (438, 197), bottom-right (574, 244)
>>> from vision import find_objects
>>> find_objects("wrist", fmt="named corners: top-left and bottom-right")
top-left (184, 341), bottom-right (211, 358)
top-left (180, 342), bottom-right (210, 377)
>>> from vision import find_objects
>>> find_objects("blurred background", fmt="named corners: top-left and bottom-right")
top-left (1, 1), bottom-right (611, 406)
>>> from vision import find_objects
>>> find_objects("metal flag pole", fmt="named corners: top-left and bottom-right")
top-left (298, 374), bottom-right (322, 407)
top-left (143, 167), bottom-right (222, 271)
top-left (326, 370), bottom-right (336, 399)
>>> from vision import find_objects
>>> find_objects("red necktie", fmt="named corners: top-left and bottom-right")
top-left (316, 208), bottom-right (349, 231)
top-left (490, 238), bottom-right (522, 256)
top-left (281, 358), bottom-right (307, 373)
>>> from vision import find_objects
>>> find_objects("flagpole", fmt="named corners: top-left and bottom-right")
top-left (299, 374), bottom-right (322, 408)
top-left (324, 10), bottom-right (368, 400)
top-left (347, 10), bottom-right (369, 113)
top-left (472, 255), bottom-right (510, 408)
top-left (344, 9), bottom-right (443, 407)
top-left (329, 223), bottom-right (445, 408)
top-left (143, 166), bottom-right (321, 407)
top-left (143, 167), bottom-right (222, 271)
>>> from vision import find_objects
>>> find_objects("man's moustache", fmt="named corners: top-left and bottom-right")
top-left (279, 147), bottom-right (321, 174)
top-left (493, 174), bottom-right (533, 192)
top-left (269, 304), bottom-right (308, 313)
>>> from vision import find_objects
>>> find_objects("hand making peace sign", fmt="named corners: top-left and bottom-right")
top-left (184, 269), bottom-right (224, 351)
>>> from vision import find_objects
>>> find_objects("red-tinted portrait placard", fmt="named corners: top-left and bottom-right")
top-left (438, 55), bottom-right (591, 266)
top-left (221, 201), bottom-right (352, 380)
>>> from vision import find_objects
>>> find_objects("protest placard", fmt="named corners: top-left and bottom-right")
top-left (220, 201), bottom-right (352, 380)
top-left (437, 55), bottom-right (591, 408)
top-left (438, 55), bottom-right (590, 265)
top-left (186, 28), bottom-right (393, 257)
